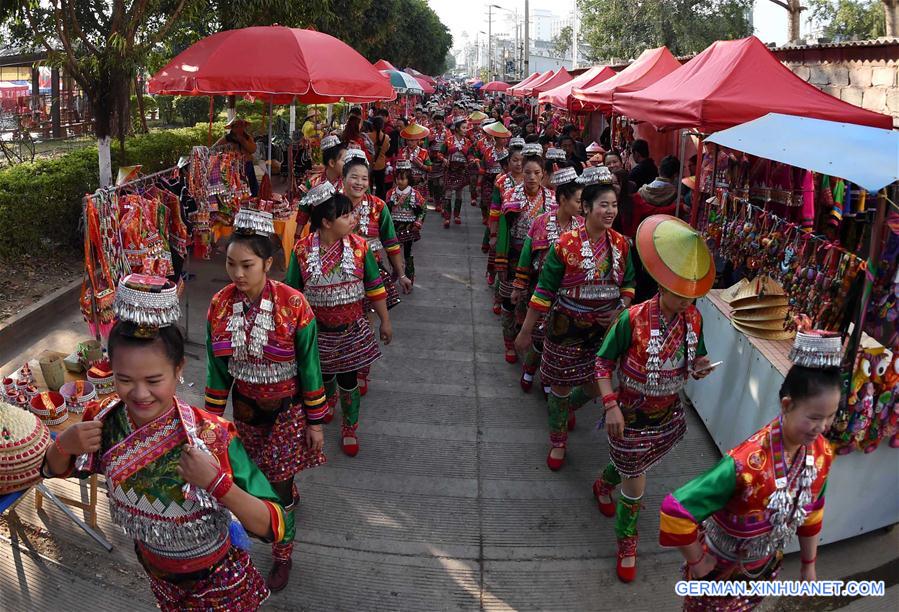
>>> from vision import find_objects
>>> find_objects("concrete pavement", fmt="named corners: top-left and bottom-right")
top-left (1, 191), bottom-right (896, 611)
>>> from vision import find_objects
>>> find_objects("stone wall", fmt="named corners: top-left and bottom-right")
top-left (774, 42), bottom-right (899, 128)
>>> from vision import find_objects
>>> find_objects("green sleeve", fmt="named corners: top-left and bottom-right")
top-left (363, 248), bottom-right (381, 284)
top-left (285, 251), bottom-right (302, 290)
top-left (496, 213), bottom-right (511, 258)
top-left (697, 317), bottom-right (707, 357)
top-left (535, 245), bottom-right (564, 295)
top-left (516, 237), bottom-right (533, 271)
top-left (492, 185), bottom-right (501, 206)
top-left (622, 248), bottom-right (636, 293)
top-left (671, 455), bottom-right (737, 523)
top-left (596, 310), bottom-right (633, 362)
top-left (204, 320), bottom-right (233, 413)
top-left (379, 205), bottom-right (398, 243)
top-left (228, 436), bottom-right (282, 505)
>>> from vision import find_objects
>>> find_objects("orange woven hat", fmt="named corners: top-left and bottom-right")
top-left (399, 123), bottom-right (430, 141)
top-left (483, 121), bottom-right (511, 138)
top-left (636, 215), bottom-right (715, 299)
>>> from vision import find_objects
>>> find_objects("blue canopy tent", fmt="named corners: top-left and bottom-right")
top-left (705, 112), bottom-right (897, 193)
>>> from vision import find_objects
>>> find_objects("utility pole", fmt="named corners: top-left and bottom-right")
top-left (571, 0), bottom-right (579, 69)
top-left (524, 0), bottom-right (530, 76)
top-left (488, 4), bottom-right (493, 80)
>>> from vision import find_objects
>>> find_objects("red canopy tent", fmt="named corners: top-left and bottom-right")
top-left (482, 81), bottom-right (511, 93)
top-left (538, 65), bottom-right (616, 110)
top-left (405, 68), bottom-right (436, 85)
top-left (374, 59), bottom-right (398, 71)
top-left (529, 67), bottom-right (571, 96)
top-left (414, 76), bottom-right (435, 94)
top-left (571, 47), bottom-right (680, 112)
top-left (614, 36), bottom-right (893, 131)
top-left (508, 71), bottom-right (543, 96)
top-left (513, 70), bottom-right (556, 97)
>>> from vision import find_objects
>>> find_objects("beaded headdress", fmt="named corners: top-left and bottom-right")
top-left (495, 149), bottom-right (510, 162)
top-left (320, 135), bottom-right (341, 151)
top-left (113, 274), bottom-right (181, 334)
top-left (233, 206), bottom-right (275, 236)
top-left (577, 165), bottom-right (613, 185)
top-left (545, 148), bottom-right (567, 162)
top-left (521, 143), bottom-right (543, 157)
top-left (789, 316), bottom-right (843, 368)
top-left (395, 159), bottom-right (413, 170)
top-left (300, 182), bottom-right (336, 209)
top-left (343, 148), bottom-right (368, 164)
top-left (550, 167), bottom-right (578, 186)
top-left (509, 137), bottom-right (525, 149)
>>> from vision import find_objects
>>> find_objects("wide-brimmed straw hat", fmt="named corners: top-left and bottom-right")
top-left (732, 320), bottom-right (795, 341)
top-left (483, 121), bottom-right (511, 138)
top-left (729, 275), bottom-right (788, 311)
top-left (635, 215), bottom-right (715, 299)
top-left (400, 123), bottom-right (430, 140)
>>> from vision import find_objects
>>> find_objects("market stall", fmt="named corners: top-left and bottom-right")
top-left (682, 113), bottom-right (898, 546)
top-left (538, 65), bottom-right (616, 111)
top-left (508, 71), bottom-right (545, 97)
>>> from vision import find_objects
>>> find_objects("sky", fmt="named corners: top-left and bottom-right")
top-left (426, 0), bottom-right (795, 55)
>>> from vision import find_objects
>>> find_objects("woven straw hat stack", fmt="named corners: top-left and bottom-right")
top-left (722, 276), bottom-right (793, 340)
top-left (0, 401), bottom-right (51, 495)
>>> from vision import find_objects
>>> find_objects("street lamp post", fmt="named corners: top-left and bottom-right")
top-left (488, 5), bottom-right (494, 81)
top-left (524, 0), bottom-right (529, 77)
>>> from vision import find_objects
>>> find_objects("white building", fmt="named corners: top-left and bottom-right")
top-left (530, 8), bottom-right (555, 42)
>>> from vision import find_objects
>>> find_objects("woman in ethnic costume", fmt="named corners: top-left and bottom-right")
top-left (512, 167), bottom-right (585, 396)
top-left (660, 323), bottom-right (840, 611)
top-left (286, 185), bottom-right (392, 457)
top-left (593, 214), bottom-right (715, 583)
top-left (479, 121), bottom-right (511, 227)
top-left (487, 138), bottom-right (525, 314)
top-left (495, 143), bottom-right (556, 364)
top-left (295, 135), bottom-right (347, 227)
top-left (428, 110), bottom-right (449, 212)
top-left (386, 160), bottom-right (426, 283)
top-left (204, 206), bottom-right (327, 590)
top-left (516, 173), bottom-right (635, 470)
top-left (398, 123), bottom-right (432, 205)
top-left (443, 117), bottom-right (474, 228)
top-left (44, 275), bottom-right (286, 610)
top-left (466, 111), bottom-right (488, 210)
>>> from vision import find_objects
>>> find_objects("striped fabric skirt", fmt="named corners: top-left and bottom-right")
top-left (318, 317), bottom-right (381, 375)
top-left (608, 395), bottom-right (686, 479)
top-left (540, 308), bottom-right (608, 387)
top-left (445, 160), bottom-right (468, 191)
top-left (682, 553), bottom-right (782, 611)
top-left (232, 390), bottom-right (325, 482)
top-left (394, 221), bottom-right (421, 244)
top-left (143, 546), bottom-right (269, 612)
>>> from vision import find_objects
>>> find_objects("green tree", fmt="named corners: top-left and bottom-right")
top-left (808, 0), bottom-right (886, 39)
top-left (578, 0), bottom-right (753, 60)
top-left (552, 26), bottom-right (573, 58)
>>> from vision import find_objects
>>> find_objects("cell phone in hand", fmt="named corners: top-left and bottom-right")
top-left (692, 360), bottom-right (723, 375)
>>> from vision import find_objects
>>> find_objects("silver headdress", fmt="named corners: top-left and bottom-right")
top-left (320, 135), bottom-right (341, 151)
top-left (344, 148), bottom-right (368, 164)
top-left (495, 149), bottom-right (509, 162)
top-left (509, 137), bottom-right (525, 149)
top-left (113, 274), bottom-right (181, 329)
top-left (300, 182), bottom-right (337, 209)
top-left (577, 165), bottom-right (613, 185)
top-left (233, 207), bottom-right (275, 236)
top-left (789, 330), bottom-right (843, 368)
top-left (521, 143), bottom-right (543, 157)
top-left (395, 159), bottom-right (413, 170)
top-left (545, 148), bottom-right (567, 162)
top-left (550, 167), bottom-right (578, 186)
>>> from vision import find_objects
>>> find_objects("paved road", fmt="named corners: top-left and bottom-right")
top-left (1, 191), bottom-right (896, 611)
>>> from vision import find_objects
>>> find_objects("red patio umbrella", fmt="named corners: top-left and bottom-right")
top-left (415, 76), bottom-right (435, 94)
top-left (482, 81), bottom-right (510, 93)
top-left (405, 68), bottom-right (436, 85)
top-left (373, 59), bottom-right (398, 72)
top-left (149, 26), bottom-right (395, 103)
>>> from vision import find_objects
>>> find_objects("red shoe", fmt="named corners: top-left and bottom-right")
top-left (267, 558), bottom-right (293, 592)
top-left (454, 216), bottom-right (461, 225)
top-left (546, 446), bottom-right (566, 471)
top-left (443, 219), bottom-right (450, 228)
top-left (504, 349), bottom-right (518, 364)
top-left (616, 536), bottom-right (638, 583)
top-left (492, 303), bottom-right (502, 315)
top-left (435, 204), bottom-right (443, 214)
top-left (567, 411), bottom-right (576, 431)
top-left (323, 405), bottom-right (334, 425)
top-left (592, 479), bottom-right (616, 518)
top-left (358, 375), bottom-right (368, 397)
top-left (341, 427), bottom-right (359, 457)
top-left (520, 373), bottom-right (533, 392)
top-left (486, 273), bottom-right (495, 285)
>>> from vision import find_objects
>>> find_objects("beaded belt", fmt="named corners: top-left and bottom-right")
top-left (704, 517), bottom-right (774, 564)
top-left (393, 211), bottom-right (417, 223)
top-left (560, 284), bottom-right (620, 301)
top-left (619, 373), bottom-right (686, 397)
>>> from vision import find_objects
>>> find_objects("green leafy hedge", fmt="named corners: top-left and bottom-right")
top-left (0, 123), bottom-right (224, 261)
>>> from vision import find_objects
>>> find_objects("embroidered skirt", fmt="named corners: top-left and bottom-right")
top-left (142, 545), bottom-right (269, 612)
top-left (232, 388), bottom-right (325, 482)
top-left (318, 317), bottom-right (381, 375)
top-left (445, 161), bottom-right (468, 191)
top-left (380, 264), bottom-right (401, 309)
top-left (540, 308), bottom-right (608, 387)
top-left (682, 552), bottom-right (782, 611)
top-left (394, 221), bottom-right (421, 244)
top-left (608, 395), bottom-right (686, 478)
